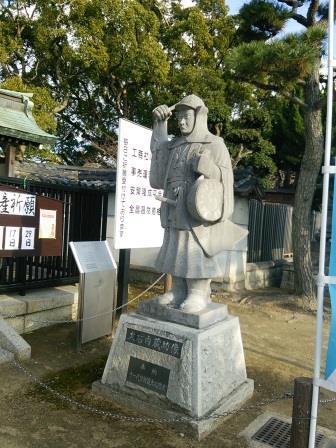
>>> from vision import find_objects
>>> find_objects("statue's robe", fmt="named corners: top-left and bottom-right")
top-left (150, 107), bottom-right (247, 278)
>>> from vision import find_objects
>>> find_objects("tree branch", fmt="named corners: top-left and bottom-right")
top-left (277, 0), bottom-right (308, 27)
top-left (54, 97), bottom-right (69, 114)
top-left (60, 114), bottom-right (115, 155)
top-left (307, 0), bottom-right (319, 26)
top-left (231, 144), bottom-right (253, 169)
top-left (277, 0), bottom-right (304, 7)
top-left (235, 76), bottom-right (308, 108)
top-left (291, 13), bottom-right (308, 27)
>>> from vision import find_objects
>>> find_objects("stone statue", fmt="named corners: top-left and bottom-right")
top-left (150, 94), bottom-right (245, 313)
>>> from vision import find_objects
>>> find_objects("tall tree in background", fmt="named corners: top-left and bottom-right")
top-left (156, 0), bottom-right (277, 186)
top-left (0, 0), bottom-right (170, 163)
top-left (227, 0), bottom-right (330, 306)
top-left (0, 0), bottom-right (279, 185)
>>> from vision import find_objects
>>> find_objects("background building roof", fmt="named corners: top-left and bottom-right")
top-left (14, 161), bottom-right (116, 191)
top-left (13, 161), bottom-right (261, 196)
top-left (0, 89), bottom-right (57, 145)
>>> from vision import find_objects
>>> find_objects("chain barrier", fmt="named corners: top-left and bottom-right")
top-left (9, 355), bottom-right (336, 423)
top-left (1, 277), bottom-right (335, 423)
top-left (319, 396), bottom-right (336, 404)
top-left (10, 356), bottom-right (293, 423)
top-left (0, 274), bottom-right (165, 324)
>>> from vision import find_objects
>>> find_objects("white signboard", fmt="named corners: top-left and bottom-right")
top-left (0, 226), bottom-right (3, 249)
top-left (114, 118), bottom-right (164, 249)
top-left (0, 191), bottom-right (36, 216)
top-left (39, 209), bottom-right (56, 239)
top-left (4, 226), bottom-right (20, 250)
top-left (21, 227), bottom-right (35, 250)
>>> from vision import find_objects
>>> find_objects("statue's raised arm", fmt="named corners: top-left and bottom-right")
top-left (150, 104), bottom-right (174, 152)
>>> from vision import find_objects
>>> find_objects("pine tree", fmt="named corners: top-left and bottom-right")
top-left (226, 0), bottom-right (331, 307)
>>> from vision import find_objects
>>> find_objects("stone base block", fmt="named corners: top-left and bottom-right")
top-left (93, 312), bottom-right (253, 439)
top-left (24, 305), bottom-right (73, 333)
top-left (138, 299), bottom-right (228, 329)
top-left (93, 377), bottom-right (253, 439)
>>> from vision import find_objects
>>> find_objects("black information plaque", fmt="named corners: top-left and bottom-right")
top-left (126, 356), bottom-right (170, 395)
top-left (125, 328), bottom-right (183, 358)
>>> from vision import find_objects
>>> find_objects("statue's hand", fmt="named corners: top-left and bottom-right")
top-left (152, 105), bottom-right (172, 122)
top-left (192, 154), bottom-right (220, 180)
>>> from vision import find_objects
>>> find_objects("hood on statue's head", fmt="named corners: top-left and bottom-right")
top-left (170, 94), bottom-right (218, 147)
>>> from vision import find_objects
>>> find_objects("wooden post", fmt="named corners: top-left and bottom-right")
top-left (116, 249), bottom-right (131, 316)
top-left (290, 377), bottom-right (314, 448)
top-left (164, 273), bottom-right (172, 293)
top-left (5, 144), bottom-right (16, 177)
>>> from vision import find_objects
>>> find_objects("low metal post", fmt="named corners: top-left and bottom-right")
top-left (290, 377), bottom-right (314, 448)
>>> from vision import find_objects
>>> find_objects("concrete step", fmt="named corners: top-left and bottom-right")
top-left (0, 316), bottom-right (30, 360)
top-left (0, 286), bottom-right (76, 334)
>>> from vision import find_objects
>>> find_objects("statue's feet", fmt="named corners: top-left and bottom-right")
top-left (180, 278), bottom-right (211, 313)
top-left (156, 276), bottom-right (187, 307)
top-left (180, 292), bottom-right (209, 313)
top-left (157, 291), bottom-right (184, 307)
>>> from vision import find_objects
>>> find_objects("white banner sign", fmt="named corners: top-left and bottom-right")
top-left (114, 119), bottom-right (164, 249)
top-left (4, 226), bottom-right (20, 250)
top-left (0, 191), bottom-right (36, 216)
top-left (21, 227), bottom-right (35, 250)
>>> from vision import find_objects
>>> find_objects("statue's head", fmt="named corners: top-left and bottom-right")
top-left (175, 107), bottom-right (195, 135)
top-left (174, 94), bottom-right (208, 138)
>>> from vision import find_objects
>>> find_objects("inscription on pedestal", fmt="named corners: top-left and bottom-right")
top-left (126, 356), bottom-right (170, 395)
top-left (126, 328), bottom-right (183, 358)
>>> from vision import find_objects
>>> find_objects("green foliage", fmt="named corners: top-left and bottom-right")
top-left (0, 0), bottom-right (306, 188)
top-left (268, 96), bottom-right (305, 182)
top-left (227, 25), bottom-right (324, 90)
top-left (0, 0), bottom-right (172, 163)
top-left (225, 98), bottom-right (277, 188)
top-left (224, 0), bottom-right (328, 189)
top-left (238, 0), bottom-right (290, 41)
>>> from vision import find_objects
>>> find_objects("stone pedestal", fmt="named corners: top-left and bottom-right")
top-left (93, 300), bottom-right (253, 439)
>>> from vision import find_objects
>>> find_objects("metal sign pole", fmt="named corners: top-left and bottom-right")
top-left (308, 2), bottom-right (335, 446)
top-left (117, 248), bottom-right (131, 316)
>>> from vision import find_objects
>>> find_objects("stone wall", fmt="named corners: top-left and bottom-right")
top-left (130, 260), bottom-right (290, 292)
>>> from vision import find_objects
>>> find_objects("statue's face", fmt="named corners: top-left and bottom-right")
top-left (176, 107), bottom-right (195, 135)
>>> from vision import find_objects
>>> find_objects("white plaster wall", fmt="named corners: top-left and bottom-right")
top-left (106, 192), bottom-right (249, 283)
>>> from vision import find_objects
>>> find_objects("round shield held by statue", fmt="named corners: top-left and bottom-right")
top-left (187, 177), bottom-right (223, 223)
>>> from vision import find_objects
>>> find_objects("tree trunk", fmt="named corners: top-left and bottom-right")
top-left (292, 62), bottom-right (324, 308)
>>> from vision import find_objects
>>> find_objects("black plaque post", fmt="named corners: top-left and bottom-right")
top-left (117, 249), bottom-right (131, 316)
